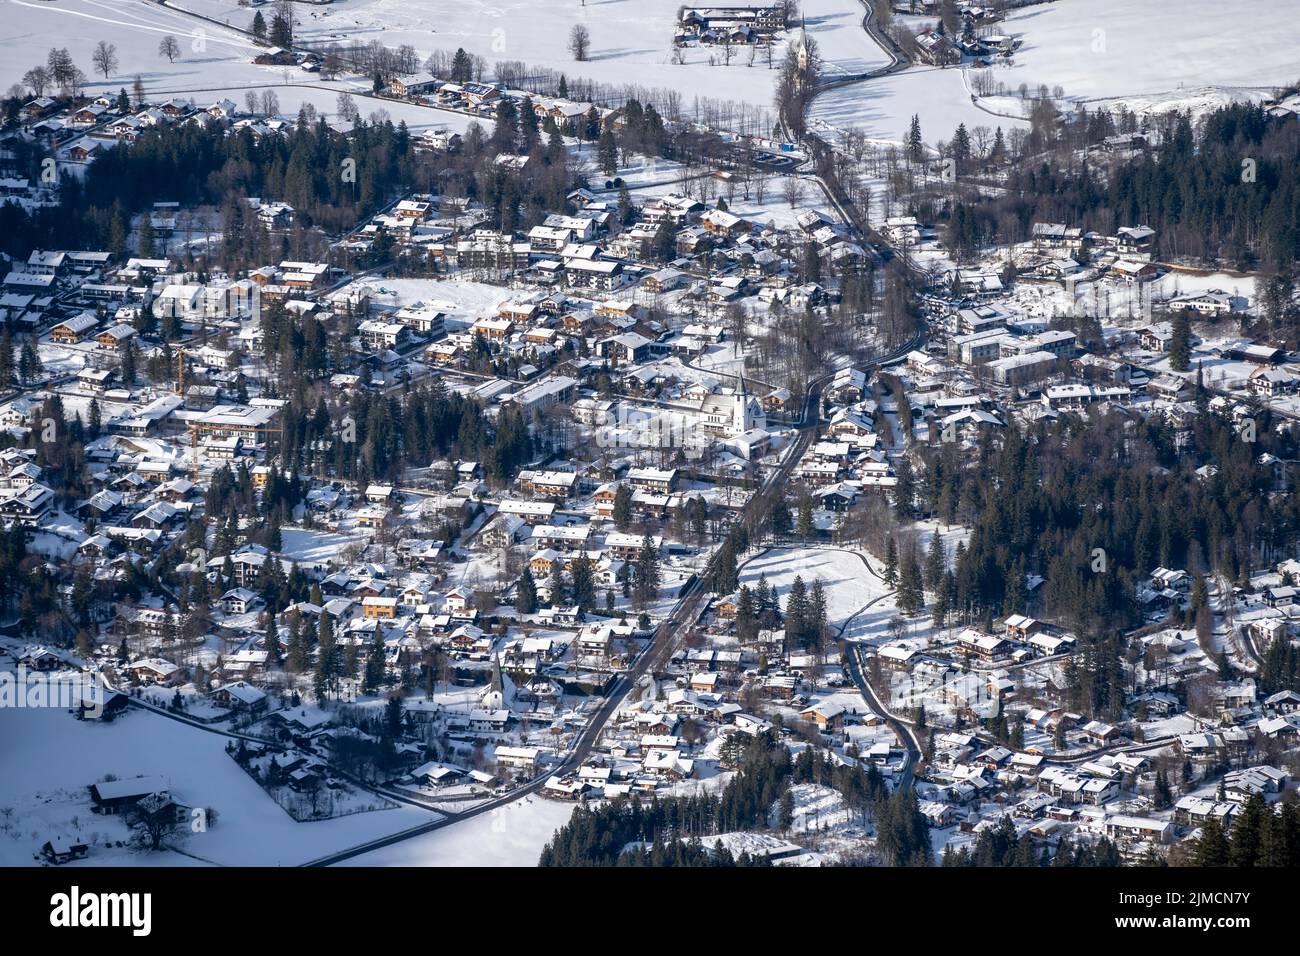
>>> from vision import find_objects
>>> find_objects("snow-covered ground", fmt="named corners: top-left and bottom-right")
top-left (0, 0), bottom-right (478, 131)
top-left (997, 0), bottom-right (1300, 109)
top-left (0, 692), bottom-right (436, 866)
top-left (3, 0), bottom-right (260, 94)
top-left (149, 0), bottom-right (893, 120)
top-left (738, 546), bottom-right (889, 627)
top-left (802, 0), bottom-right (891, 79)
top-left (811, 65), bottom-right (1028, 149)
top-left (182, 0), bottom-right (788, 115)
top-left (336, 793), bottom-right (574, 866)
top-left (340, 277), bottom-right (515, 325)
top-left (811, 0), bottom-right (1300, 148)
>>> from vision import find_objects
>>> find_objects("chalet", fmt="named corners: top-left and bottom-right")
top-left (1031, 222), bottom-right (1084, 252)
top-left (1110, 259), bottom-right (1159, 283)
top-left (254, 47), bottom-right (296, 66)
top-left (800, 701), bottom-right (845, 733)
top-left (496, 746), bottom-right (541, 772)
top-left (210, 681), bottom-right (267, 714)
top-left (42, 838), bottom-right (90, 865)
top-left (220, 587), bottom-right (261, 615)
top-left (626, 467), bottom-right (678, 493)
top-left (516, 469), bottom-right (578, 499)
top-left (358, 320), bottom-right (412, 351)
top-left (1081, 720), bottom-right (1119, 745)
top-left (1170, 290), bottom-right (1235, 316)
top-left (957, 628), bottom-right (1011, 661)
top-left (1250, 367), bottom-right (1298, 397)
top-left (96, 323), bottom-right (137, 350)
top-left (915, 30), bottom-right (960, 66)
top-left (565, 258), bottom-right (626, 292)
top-left (50, 313), bottom-right (99, 346)
top-left (1003, 615), bottom-right (1042, 641)
top-left (469, 709), bottom-right (510, 734)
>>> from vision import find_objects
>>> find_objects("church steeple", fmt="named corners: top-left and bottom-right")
top-left (733, 359), bottom-right (752, 433)
top-left (796, 12), bottom-right (809, 75)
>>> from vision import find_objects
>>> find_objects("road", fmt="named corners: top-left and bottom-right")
top-left (304, 318), bottom-right (921, 866)
top-left (833, 571), bottom-right (923, 793)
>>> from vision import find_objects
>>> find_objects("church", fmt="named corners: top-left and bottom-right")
top-left (697, 372), bottom-right (767, 437)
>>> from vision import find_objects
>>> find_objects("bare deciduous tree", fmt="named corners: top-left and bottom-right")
top-left (568, 24), bottom-right (590, 62)
top-left (92, 41), bottom-right (118, 79)
top-left (782, 176), bottom-right (804, 209)
top-left (22, 66), bottom-right (50, 97)
top-left (158, 35), bottom-right (180, 64)
top-left (259, 89), bottom-right (280, 118)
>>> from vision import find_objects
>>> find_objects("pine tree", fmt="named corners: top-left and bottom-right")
top-left (924, 533), bottom-right (946, 592)
top-left (893, 456), bottom-right (915, 520)
top-left (705, 536), bottom-right (739, 595)
top-left (1195, 816), bottom-right (1231, 866)
top-left (516, 566), bottom-right (538, 614)
top-left (572, 553), bottom-right (596, 612)
top-left (451, 47), bottom-right (473, 83)
top-left (785, 576), bottom-right (809, 648)
top-left (906, 113), bottom-right (924, 164)
top-left (795, 495), bottom-right (814, 540)
top-left (931, 583), bottom-right (950, 629)
top-left (1169, 310), bottom-right (1192, 372)
top-left (1228, 793), bottom-right (1266, 868)
top-left (882, 536), bottom-right (898, 589)
top-left (0, 326), bottom-right (13, 390)
top-left (897, 547), bottom-right (924, 615)
top-left (265, 618), bottom-right (282, 665)
top-left (634, 534), bottom-right (661, 607)
top-left (950, 122), bottom-right (972, 174)
top-left (597, 128), bottom-right (618, 177)
top-left (808, 580), bottom-right (828, 650)
top-left (990, 126), bottom-right (1006, 164)
top-left (735, 585), bottom-right (757, 643)
top-left (364, 623), bottom-right (386, 692)
top-left (612, 483), bottom-right (633, 531)
top-left (770, 496), bottom-right (792, 539)
top-left (778, 791), bottom-right (794, 831)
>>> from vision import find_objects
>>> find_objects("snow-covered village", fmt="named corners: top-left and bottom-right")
top-left (0, 0), bottom-right (1298, 917)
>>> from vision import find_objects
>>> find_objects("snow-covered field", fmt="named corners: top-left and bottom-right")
top-left (2, 0), bottom-right (261, 94)
top-left (340, 277), bottom-right (515, 325)
top-left (811, 65), bottom-right (1027, 148)
top-left (0, 695), bottom-right (436, 866)
top-left (337, 793), bottom-right (574, 866)
top-left (802, 0), bottom-right (891, 79)
top-left (0, 0), bottom-right (478, 131)
top-left (166, 0), bottom-right (889, 117)
top-left (185, 0), bottom-right (785, 114)
top-left (997, 0), bottom-right (1300, 108)
top-left (738, 546), bottom-right (889, 626)
top-left (811, 0), bottom-right (1300, 147)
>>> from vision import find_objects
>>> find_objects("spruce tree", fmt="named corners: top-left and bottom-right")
top-left (897, 547), bottom-right (924, 615)
top-left (1169, 311), bottom-right (1192, 372)
top-left (516, 567), bottom-right (538, 614)
top-left (882, 536), bottom-right (898, 588)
